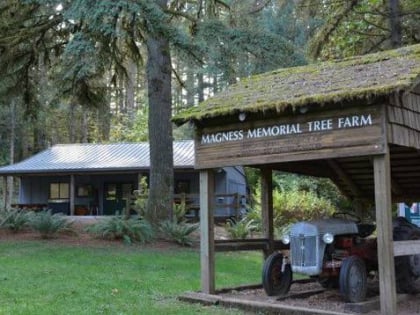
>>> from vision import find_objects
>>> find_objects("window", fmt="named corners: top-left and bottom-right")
top-left (122, 184), bottom-right (133, 201)
top-left (105, 184), bottom-right (117, 200)
top-left (77, 185), bottom-right (91, 197)
top-left (175, 180), bottom-right (190, 194)
top-left (49, 183), bottom-right (70, 199)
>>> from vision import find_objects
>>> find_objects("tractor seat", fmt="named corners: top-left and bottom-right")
top-left (357, 223), bottom-right (376, 238)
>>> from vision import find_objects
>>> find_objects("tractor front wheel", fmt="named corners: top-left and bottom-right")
top-left (262, 252), bottom-right (292, 296)
top-left (339, 256), bottom-right (367, 303)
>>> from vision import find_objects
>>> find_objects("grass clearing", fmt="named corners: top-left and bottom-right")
top-left (0, 240), bottom-right (263, 315)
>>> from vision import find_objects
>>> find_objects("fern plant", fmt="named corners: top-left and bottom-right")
top-left (0, 208), bottom-right (31, 232)
top-left (225, 217), bottom-right (257, 239)
top-left (28, 210), bottom-right (74, 239)
top-left (173, 200), bottom-right (188, 223)
top-left (159, 220), bottom-right (198, 247)
top-left (86, 214), bottom-right (154, 244)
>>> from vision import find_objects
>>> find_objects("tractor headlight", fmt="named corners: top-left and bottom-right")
top-left (281, 234), bottom-right (290, 245)
top-left (323, 233), bottom-right (334, 244)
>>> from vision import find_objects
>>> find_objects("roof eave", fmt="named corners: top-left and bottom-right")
top-left (0, 165), bottom-right (196, 176)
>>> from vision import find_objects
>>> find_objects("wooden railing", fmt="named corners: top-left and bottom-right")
top-left (11, 203), bottom-right (48, 211)
top-left (131, 192), bottom-right (246, 220)
top-left (214, 239), bottom-right (288, 252)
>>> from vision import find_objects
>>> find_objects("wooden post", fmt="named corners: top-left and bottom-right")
top-left (374, 153), bottom-right (397, 315)
top-left (200, 170), bottom-right (215, 294)
top-left (261, 168), bottom-right (274, 258)
top-left (70, 175), bottom-right (75, 216)
top-left (6, 176), bottom-right (13, 209)
top-left (234, 192), bottom-right (240, 221)
top-left (2, 176), bottom-right (7, 211)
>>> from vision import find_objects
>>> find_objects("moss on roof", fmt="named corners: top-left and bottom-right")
top-left (173, 44), bottom-right (420, 124)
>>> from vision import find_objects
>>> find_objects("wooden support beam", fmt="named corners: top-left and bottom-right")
top-left (327, 159), bottom-right (368, 217)
top-left (374, 153), bottom-right (397, 315)
top-left (261, 168), bottom-right (274, 258)
top-left (327, 159), bottom-right (362, 197)
top-left (200, 170), bottom-right (215, 294)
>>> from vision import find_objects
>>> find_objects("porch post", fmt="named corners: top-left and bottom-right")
top-left (374, 152), bottom-right (397, 315)
top-left (261, 167), bottom-right (274, 258)
top-left (2, 176), bottom-right (7, 210)
top-left (200, 169), bottom-right (215, 294)
top-left (6, 175), bottom-right (13, 209)
top-left (137, 173), bottom-right (142, 189)
top-left (70, 175), bottom-right (75, 216)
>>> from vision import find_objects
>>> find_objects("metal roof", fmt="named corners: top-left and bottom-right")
top-left (0, 140), bottom-right (195, 175)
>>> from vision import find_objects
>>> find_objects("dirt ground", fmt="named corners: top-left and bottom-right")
top-left (216, 280), bottom-right (420, 314)
top-left (2, 217), bottom-right (420, 314)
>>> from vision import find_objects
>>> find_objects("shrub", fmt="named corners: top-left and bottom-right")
top-left (272, 189), bottom-right (335, 225)
top-left (86, 214), bottom-right (154, 244)
top-left (28, 210), bottom-right (74, 239)
top-left (225, 217), bottom-right (257, 239)
top-left (249, 187), bottom-right (337, 232)
top-left (173, 199), bottom-right (188, 223)
top-left (159, 220), bottom-right (198, 247)
top-left (0, 208), bottom-right (31, 232)
top-left (132, 177), bottom-right (149, 217)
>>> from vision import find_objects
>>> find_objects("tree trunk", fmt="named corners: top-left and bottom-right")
top-left (97, 102), bottom-right (111, 141)
top-left (81, 110), bottom-right (88, 143)
top-left (389, 0), bottom-right (402, 48)
top-left (69, 103), bottom-right (76, 143)
top-left (5, 100), bottom-right (16, 209)
top-left (186, 67), bottom-right (195, 106)
top-left (146, 0), bottom-right (174, 225)
top-left (118, 75), bottom-right (125, 114)
top-left (125, 57), bottom-right (137, 121)
top-left (197, 73), bottom-right (204, 103)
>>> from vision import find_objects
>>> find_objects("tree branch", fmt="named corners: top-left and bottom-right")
top-left (163, 8), bottom-right (197, 22)
top-left (172, 66), bottom-right (186, 89)
top-left (308, 0), bottom-right (359, 59)
top-left (249, 0), bottom-right (272, 14)
top-left (361, 16), bottom-right (390, 32)
top-left (215, 0), bottom-right (230, 10)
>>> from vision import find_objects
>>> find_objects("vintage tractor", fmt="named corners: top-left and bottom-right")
top-left (262, 213), bottom-right (420, 302)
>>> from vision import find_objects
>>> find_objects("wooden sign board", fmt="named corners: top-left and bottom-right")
top-left (195, 105), bottom-right (386, 169)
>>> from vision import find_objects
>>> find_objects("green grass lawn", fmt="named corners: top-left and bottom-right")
top-left (0, 241), bottom-right (264, 315)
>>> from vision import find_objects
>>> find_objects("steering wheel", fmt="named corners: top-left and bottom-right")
top-left (333, 212), bottom-right (361, 223)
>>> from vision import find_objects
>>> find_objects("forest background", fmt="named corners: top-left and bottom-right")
top-left (0, 0), bottom-right (419, 224)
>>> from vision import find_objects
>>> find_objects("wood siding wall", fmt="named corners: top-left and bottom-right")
top-left (388, 92), bottom-right (420, 148)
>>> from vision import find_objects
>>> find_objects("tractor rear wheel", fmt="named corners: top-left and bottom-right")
top-left (339, 256), bottom-right (367, 303)
top-left (393, 217), bottom-right (420, 293)
top-left (262, 252), bottom-right (292, 296)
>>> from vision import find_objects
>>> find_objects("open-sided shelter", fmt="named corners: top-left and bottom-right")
top-left (173, 44), bottom-right (420, 314)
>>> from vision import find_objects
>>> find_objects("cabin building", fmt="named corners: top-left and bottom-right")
top-left (0, 140), bottom-right (247, 218)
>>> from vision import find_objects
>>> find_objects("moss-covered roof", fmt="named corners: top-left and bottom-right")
top-left (173, 44), bottom-right (420, 124)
